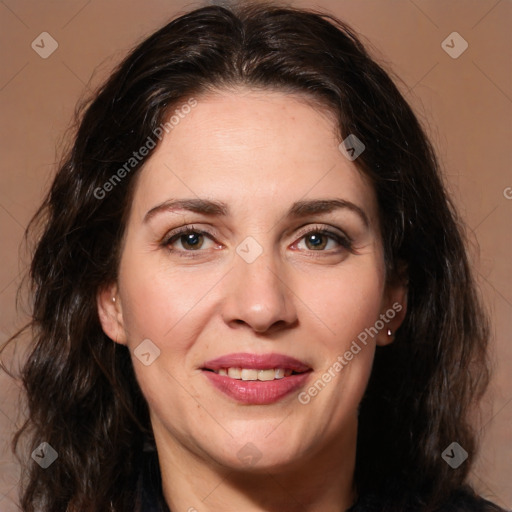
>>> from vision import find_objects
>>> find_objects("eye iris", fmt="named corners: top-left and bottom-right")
top-left (174, 231), bottom-right (334, 251)
top-left (181, 232), bottom-right (203, 250)
top-left (306, 233), bottom-right (327, 250)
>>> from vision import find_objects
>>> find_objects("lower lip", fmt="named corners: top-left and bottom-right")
top-left (202, 370), bottom-right (311, 405)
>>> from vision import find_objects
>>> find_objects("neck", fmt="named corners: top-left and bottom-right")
top-left (155, 419), bottom-right (358, 512)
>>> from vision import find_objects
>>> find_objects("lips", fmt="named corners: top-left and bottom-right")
top-left (202, 352), bottom-right (311, 373)
top-left (201, 352), bottom-right (312, 405)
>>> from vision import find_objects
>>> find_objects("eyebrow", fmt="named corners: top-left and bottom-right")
top-left (143, 198), bottom-right (369, 227)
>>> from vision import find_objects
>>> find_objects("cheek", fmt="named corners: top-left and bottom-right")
top-left (117, 253), bottom-right (209, 420)
top-left (118, 248), bottom-right (216, 345)
top-left (296, 267), bottom-right (383, 424)
top-left (294, 257), bottom-right (386, 348)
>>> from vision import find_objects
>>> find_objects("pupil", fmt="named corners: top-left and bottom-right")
top-left (307, 233), bottom-right (326, 250)
top-left (310, 234), bottom-right (321, 245)
top-left (183, 233), bottom-right (202, 249)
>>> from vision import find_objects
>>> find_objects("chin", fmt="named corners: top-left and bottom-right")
top-left (202, 432), bottom-right (308, 473)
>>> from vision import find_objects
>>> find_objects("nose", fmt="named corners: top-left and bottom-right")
top-left (221, 245), bottom-right (298, 334)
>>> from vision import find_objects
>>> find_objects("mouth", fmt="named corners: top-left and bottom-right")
top-left (202, 367), bottom-right (304, 381)
top-left (201, 352), bottom-right (312, 405)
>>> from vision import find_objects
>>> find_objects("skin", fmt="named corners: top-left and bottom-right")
top-left (98, 88), bottom-right (407, 512)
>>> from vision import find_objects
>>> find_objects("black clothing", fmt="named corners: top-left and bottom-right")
top-left (136, 449), bottom-right (507, 512)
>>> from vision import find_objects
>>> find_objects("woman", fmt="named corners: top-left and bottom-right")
top-left (5, 1), bottom-right (506, 511)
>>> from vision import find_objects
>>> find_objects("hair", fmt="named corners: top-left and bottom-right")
top-left (1, 1), bottom-right (498, 511)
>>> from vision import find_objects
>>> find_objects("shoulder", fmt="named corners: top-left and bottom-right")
top-left (434, 486), bottom-right (508, 512)
top-left (349, 486), bottom-right (508, 512)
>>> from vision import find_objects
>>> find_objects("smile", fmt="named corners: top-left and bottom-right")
top-left (201, 352), bottom-right (312, 404)
top-left (208, 367), bottom-right (294, 380)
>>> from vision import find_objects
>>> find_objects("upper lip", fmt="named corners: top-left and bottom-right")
top-left (202, 352), bottom-right (311, 373)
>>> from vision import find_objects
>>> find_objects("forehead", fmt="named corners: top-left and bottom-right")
top-left (130, 88), bottom-right (378, 225)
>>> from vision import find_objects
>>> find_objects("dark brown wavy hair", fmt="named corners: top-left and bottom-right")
top-left (2, 1), bottom-right (501, 511)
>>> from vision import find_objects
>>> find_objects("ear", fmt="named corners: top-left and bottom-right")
top-left (97, 283), bottom-right (127, 345)
top-left (376, 279), bottom-right (408, 347)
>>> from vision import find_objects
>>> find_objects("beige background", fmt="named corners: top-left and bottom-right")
top-left (0, 0), bottom-right (511, 510)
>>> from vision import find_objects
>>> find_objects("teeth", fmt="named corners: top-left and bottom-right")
top-left (214, 367), bottom-right (295, 381)
top-left (257, 369), bottom-right (275, 381)
top-left (241, 369), bottom-right (258, 381)
top-left (274, 368), bottom-right (285, 379)
top-left (227, 367), bottom-right (241, 379)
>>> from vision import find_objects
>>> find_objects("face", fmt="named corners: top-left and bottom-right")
top-left (98, 88), bottom-right (406, 473)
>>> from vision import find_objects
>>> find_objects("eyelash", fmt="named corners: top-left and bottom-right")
top-left (161, 224), bottom-right (353, 258)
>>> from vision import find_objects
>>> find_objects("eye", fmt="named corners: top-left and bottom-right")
top-left (161, 224), bottom-right (353, 257)
top-left (293, 226), bottom-right (352, 252)
top-left (163, 226), bottom-right (218, 252)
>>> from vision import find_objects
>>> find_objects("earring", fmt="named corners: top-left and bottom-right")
top-left (112, 297), bottom-right (116, 303)
top-left (387, 328), bottom-right (393, 337)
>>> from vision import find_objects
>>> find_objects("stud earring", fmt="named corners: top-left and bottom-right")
top-left (387, 328), bottom-right (393, 337)
top-left (112, 297), bottom-right (116, 303)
